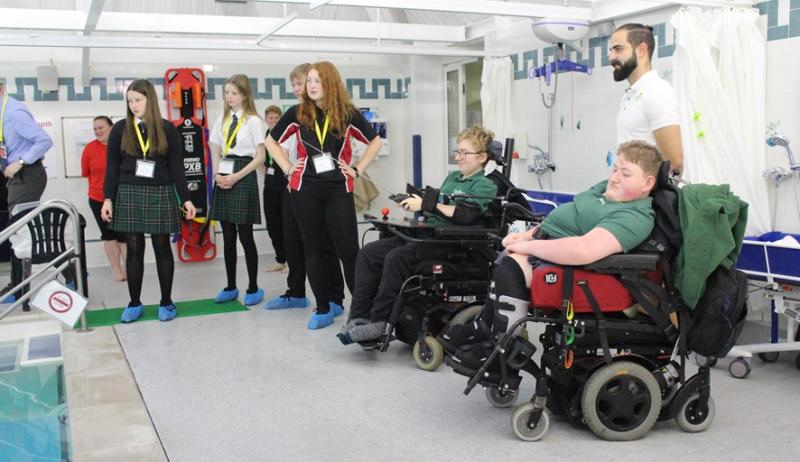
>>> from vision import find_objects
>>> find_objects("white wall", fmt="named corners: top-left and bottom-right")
top-left (3, 1), bottom-right (799, 273)
top-left (498, 4), bottom-right (800, 234)
top-left (0, 60), bottom-right (410, 267)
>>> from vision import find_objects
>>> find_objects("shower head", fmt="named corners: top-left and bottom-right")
top-left (767, 134), bottom-right (789, 147)
top-left (767, 134), bottom-right (798, 170)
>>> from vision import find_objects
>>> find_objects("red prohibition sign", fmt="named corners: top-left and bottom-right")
top-left (49, 291), bottom-right (73, 313)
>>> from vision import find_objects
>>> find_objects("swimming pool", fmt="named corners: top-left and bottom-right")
top-left (0, 335), bottom-right (72, 461)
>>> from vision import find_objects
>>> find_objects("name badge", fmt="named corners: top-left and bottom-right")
top-left (135, 159), bottom-right (156, 178)
top-left (312, 153), bottom-right (335, 174)
top-left (0, 141), bottom-right (6, 159)
top-left (266, 167), bottom-right (275, 176)
top-left (219, 159), bottom-right (235, 175)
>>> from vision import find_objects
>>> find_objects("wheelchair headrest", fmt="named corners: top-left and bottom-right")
top-left (489, 140), bottom-right (505, 165)
top-left (637, 160), bottom-right (681, 255)
top-left (654, 160), bottom-right (671, 190)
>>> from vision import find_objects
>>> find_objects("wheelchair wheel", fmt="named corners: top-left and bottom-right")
top-left (728, 357), bottom-right (751, 379)
top-left (695, 355), bottom-right (717, 368)
top-left (448, 302), bottom-right (483, 326)
top-left (485, 385), bottom-right (518, 408)
top-left (412, 336), bottom-right (444, 371)
top-left (674, 393), bottom-right (715, 433)
top-left (511, 403), bottom-right (549, 441)
top-left (581, 361), bottom-right (662, 441)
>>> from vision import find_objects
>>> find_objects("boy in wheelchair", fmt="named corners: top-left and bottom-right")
top-left (338, 125), bottom-right (499, 345)
top-left (441, 140), bottom-right (661, 367)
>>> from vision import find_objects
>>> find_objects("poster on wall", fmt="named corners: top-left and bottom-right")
top-left (61, 117), bottom-right (122, 178)
top-left (34, 117), bottom-right (59, 178)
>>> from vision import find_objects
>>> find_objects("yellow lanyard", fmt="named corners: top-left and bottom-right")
top-left (134, 120), bottom-right (150, 158)
top-left (0, 94), bottom-right (8, 145)
top-left (313, 115), bottom-right (330, 151)
top-left (223, 114), bottom-right (245, 156)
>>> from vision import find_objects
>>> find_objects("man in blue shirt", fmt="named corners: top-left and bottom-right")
top-left (1, 91), bottom-right (52, 209)
top-left (0, 86), bottom-right (52, 303)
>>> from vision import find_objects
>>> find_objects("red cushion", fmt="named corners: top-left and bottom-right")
top-left (531, 265), bottom-right (634, 313)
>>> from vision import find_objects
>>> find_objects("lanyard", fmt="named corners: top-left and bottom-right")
top-left (0, 94), bottom-right (8, 145)
top-left (313, 114), bottom-right (330, 151)
top-left (223, 115), bottom-right (245, 155)
top-left (134, 121), bottom-right (150, 158)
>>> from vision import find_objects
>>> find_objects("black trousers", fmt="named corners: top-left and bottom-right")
top-left (281, 192), bottom-right (345, 302)
top-left (289, 188), bottom-right (357, 309)
top-left (349, 236), bottom-right (421, 323)
top-left (7, 162), bottom-right (47, 309)
top-left (263, 185), bottom-right (286, 263)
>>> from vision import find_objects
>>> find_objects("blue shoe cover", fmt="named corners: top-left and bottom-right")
top-left (66, 281), bottom-right (76, 290)
top-left (307, 310), bottom-right (335, 330)
top-left (120, 304), bottom-right (144, 323)
top-left (265, 295), bottom-right (309, 309)
top-left (243, 288), bottom-right (264, 306)
top-left (330, 302), bottom-right (344, 318)
top-left (215, 287), bottom-right (239, 303)
top-left (158, 303), bottom-right (177, 322)
top-left (1, 294), bottom-right (16, 304)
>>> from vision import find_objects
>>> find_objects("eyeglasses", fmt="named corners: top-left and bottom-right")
top-left (452, 150), bottom-right (485, 158)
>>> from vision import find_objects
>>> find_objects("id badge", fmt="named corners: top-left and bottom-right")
top-left (312, 153), bottom-right (335, 174)
top-left (266, 167), bottom-right (275, 176)
top-left (0, 141), bottom-right (6, 159)
top-left (219, 159), bottom-right (235, 175)
top-left (135, 159), bottom-right (156, 178)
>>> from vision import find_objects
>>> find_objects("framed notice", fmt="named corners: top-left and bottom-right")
top-left (62, 116), bottom-right (123, 178)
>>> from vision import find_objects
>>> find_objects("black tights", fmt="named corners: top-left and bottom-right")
top-left (221, 221), bottom-right (258, 293)
top-left (126, 233), bottom-right (173, 307)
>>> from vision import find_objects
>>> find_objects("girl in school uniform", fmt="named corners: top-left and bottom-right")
top-left (209, 74), bottom-right (267, 306)
top-left (266, 61), bottom-right (382, 330)
top-left (101, 79), bottom-right (197, 323)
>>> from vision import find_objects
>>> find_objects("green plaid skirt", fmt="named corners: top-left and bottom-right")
top-left (209, 156), bottom-right (261, 224)
top-left (111, 183), bottom-right (181, 234)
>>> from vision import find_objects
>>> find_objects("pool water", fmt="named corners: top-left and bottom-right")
top-left (0, 357), bottom-right (71, 461)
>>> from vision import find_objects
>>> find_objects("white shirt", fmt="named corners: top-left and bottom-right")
top-left (616, 70), bottom-right (679, 146)
top-left (210, 110), bottom-right (267, 157)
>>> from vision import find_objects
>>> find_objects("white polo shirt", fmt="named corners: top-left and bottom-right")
top-left (210, 110), bottom-right (267, 157)
top-left (616, 70), bottom-right (679, 146)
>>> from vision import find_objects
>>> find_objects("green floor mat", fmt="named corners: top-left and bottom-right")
top-left (81, 298), bottom-right (248, 328)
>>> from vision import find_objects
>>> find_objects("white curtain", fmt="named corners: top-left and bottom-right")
top-left (480, 57), bottom-right (514, 143)
top-left (671, 7), bottom-right (770, 235)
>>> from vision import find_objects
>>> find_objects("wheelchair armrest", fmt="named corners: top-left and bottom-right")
top-left (434, 226), bottom-right (498, 239)
top-left (584, 252), bottom-right (660, 272)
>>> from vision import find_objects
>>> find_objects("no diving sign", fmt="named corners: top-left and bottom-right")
top-left (49, 291), bottom-right (73, 313)
top-left (32, 280), bottom-right (88, 327)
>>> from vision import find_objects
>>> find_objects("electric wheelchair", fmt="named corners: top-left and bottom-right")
top-left (355, 141), bottom-right (540, 371)
top-left (446, 162), bottom-right (722, 441)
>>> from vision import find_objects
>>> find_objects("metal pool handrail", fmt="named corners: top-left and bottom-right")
top-left (0, 199), bottom-right (88, 331)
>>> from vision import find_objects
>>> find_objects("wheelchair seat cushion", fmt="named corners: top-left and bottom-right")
top-left (531, 265), bottom-right (634, 313)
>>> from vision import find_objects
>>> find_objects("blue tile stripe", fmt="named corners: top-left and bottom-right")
top-left (4, 1), bottom-right (797, 99)
top-left (5, 75), bottom-right (411, 102)
top-left (512, 2), bottom-right (798, 80)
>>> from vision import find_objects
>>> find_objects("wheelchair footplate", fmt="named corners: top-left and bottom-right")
top-left (357, 334), bottom-right (395, 352)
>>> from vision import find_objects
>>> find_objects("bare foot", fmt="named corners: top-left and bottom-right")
top-left (113, 271), bottom-right (127, 282)
top-left (266, 262), bottom-right (287, 272)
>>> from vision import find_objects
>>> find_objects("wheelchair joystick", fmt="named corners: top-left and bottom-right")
top-left (381, 207), bottom-right (390, 220)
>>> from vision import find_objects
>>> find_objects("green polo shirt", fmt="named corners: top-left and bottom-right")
top-left (425, 170), bottom-right (498, 226)
top-left (539, 181), bottom-right (654, 252)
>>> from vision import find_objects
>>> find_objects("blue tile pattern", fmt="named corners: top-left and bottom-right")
top-left (511, 0), bottom-right (799, 80)
top-left (4, 0), bottom-right (798, 99)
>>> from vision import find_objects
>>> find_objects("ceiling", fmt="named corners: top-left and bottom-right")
top-left (0, 0), bottom-right (756, 59)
